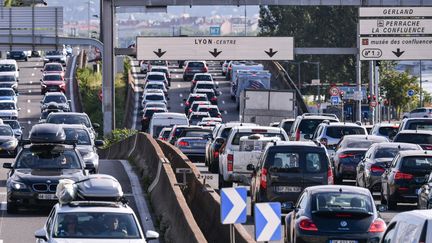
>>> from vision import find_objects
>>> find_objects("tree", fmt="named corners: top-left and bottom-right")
top-left (379, 61), bottom-right (419, 117)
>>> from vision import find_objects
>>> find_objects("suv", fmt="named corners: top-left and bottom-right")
top-left (249, 141), bottom-right (333, 213)
top-left (370, 123), bottom-right (399, 140)
top-left (393, 130), bottom-right (432, 150)
top-left (289, 113), bottom-right (339, 141)
top-left (42, 63), bottom-right (65, 77)
top-left (7, 51), bottom-right (28, 61)
top-left (40, 92), bottom-right (70, 112)
top-left (3, 124), bottom-right (91, 213)
top-left (40, 73), bottom-right (66, 94)
top-left (183, 61), bottom-right (208, 81)
top-left (398, 118), bottom-right (432, 132)
top-left (403, 107), bottom-right (432, 119)
top-left (43, 50), bottom-right (67, 66)
top-left (0, 74), bottom-right (18, 92)
top-left (312, 122), bottom-right (367, 152)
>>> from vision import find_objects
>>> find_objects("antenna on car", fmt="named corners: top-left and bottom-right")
top-left (398, 145), bottom-right (401, 150)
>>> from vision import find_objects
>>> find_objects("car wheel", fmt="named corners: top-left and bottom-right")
top-left (380, 189), bottom-right (387, 205)
top-left (387, 198), bottom-right (397, 210)
top-left (209, 161), bottom-right (219, 174)
top-left (7, 202), bottom-right (18, 214)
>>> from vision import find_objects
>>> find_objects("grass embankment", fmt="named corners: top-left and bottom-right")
top-left (76, 67), bottom-right (127, 138)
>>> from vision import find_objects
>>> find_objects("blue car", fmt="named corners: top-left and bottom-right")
top-left (0, 88), bottom-right (17, 103)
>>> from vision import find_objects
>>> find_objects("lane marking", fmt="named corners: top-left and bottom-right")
top-left (27, 120), bottom-right (32, 125)
top-left (0, 202), bottom-right (5, 211)
top-left (29, 80), bottom-right (33, 84)
top-left (27, 100), bottom-right (31, 103)
top-left (28, 90), bottom-right (32, 93)
top-left (33, 67), bottom-right (37, 70)
top-left (224, 110), bottom-right (228, 115)
top-left (222, 100), bottom-right (225, 104)
top-left (31, 73), bottom-right (35, 77)
top-left (27, 109), bottom-right (31, 113)
top-left (179, 93), bottom-right (183, 97)
top-left (180, 103), bottom-right (184, 107)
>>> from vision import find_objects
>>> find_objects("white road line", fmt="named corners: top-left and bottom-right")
top-left (180, 103), bottom-right (184, 107)
top-left (222, 100), bottom-right (225, 104)
top-left (224, 110), bottom-right (228, 115)
top-left (31, 73), bottom-right (35, 76)
top-left (29, 80), bottom-right (33, 84)
top-left (27, 121), bottom-right (31, 125)
top-left (27, 100), bottom-right (31, 103)
top-left (177, 84), bottom-right (181, 88)
top-left (28, 90), bottom-right (32, 93)
top-left (0, 202), bottom-right (5, 211)
top-left (33, 67), bottom-right (37, 70)
top-left (179, 93), bottom-right (183, 97)
top-left (27, 109), bottom-right (31, 113)
top-left (69, 55), bottom-right (78, 112)
top-left (119, 160), bottom-right (158, 239)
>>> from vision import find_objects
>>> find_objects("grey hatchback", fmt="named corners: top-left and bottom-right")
top-left (249, 141), bottom-right (333, 213)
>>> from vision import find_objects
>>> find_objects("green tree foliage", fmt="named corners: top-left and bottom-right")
top-left (259, 6), bottom-right (359, 86)
top-left (379, 61), bottom-right (419, 116)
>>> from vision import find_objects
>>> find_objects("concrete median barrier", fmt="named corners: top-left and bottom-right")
top-left (158, 140), bottom-right (256, 243)
top-left (99, 132), bottom-right (207, 243)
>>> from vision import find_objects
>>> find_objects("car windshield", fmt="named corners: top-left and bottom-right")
top-left (15, 148), bottom-right (81, 169)
top-left (0, 126), bottom-right (13, 136)
top-left (378, 126), bottom-right (399, 136)
top-left (374, 145), bottom-right (420, 158)
top-left (10, 51), bottom-right (23, 55)
top-left (44, 95), bottom-right (66, 103)
top-left (345, 140), bottom-right (376, 148)
top-left (146, 83), bottom-right (163, 89)
top-left (326, 126), bottom-right (365, 139)
top-left (147, 74), bottom-right (165, 81)
top-left (145, 95), bottom-right (164, 101)
top-left (45, 65), bottom-right (62, 71)
top-left (401, 156), bottom-right (432, 170)
top-left (395, 134), bottom-right (432, 144)
top-left (194, 75), bottom-right (211, 81)
top-left (64, 128), bottom-right (91, 145)
top-left (0, 64), bottom-right (16, 72)
top-left (3, 120), bottom-right (19, 129)
top-left (44, 75), bottom-right (62, 81)
top-left (189, 62), bottom-right (205, 68)
top-left (196, 83), bottom-right (214, 89)
top-left (46, 51), bottom-right (62, 55)
top-left (266, 152), bottom-right (327, 173)
top-left (312, 192), bottom-right (373, 213)
top-left (53, 212), bottom-right (141, 239)
top-left (47, 115), bottom-right (91, 127)
top-left (0, 90), bottom-right (15, 96)
top-left (0, 102), bottom-right (15, 110)
top-left (0, 75), bottom-right (15, 82)
top-left (232, 132), bottom-right (285, 145)
top-left (407, 121), bottom-right (432, 131)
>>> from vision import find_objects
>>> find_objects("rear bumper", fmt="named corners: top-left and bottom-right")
top-left (339, 163), bottom-right (358, 179)
top-left (227, 172), bottom-right (252, 185)
top-left (296, 230), bottom-right (382, 243)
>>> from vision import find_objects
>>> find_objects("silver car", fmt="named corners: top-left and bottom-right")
top-left (175, 129), bottom-right (212, 163)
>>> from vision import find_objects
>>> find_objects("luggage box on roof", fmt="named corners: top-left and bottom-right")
top-left (76, 174), bottom-right (123, 201)
top-left (29, 123), bottom-right (66, 143)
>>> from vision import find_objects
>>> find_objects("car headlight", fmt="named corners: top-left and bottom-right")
top-left (11, 181), bottom-right (27, 190)
top-left (3, 140), bottom-right (17, 147)
top-left (83, 152), bottom-right (95, 160)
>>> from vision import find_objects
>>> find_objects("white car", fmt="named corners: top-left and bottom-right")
top-left (141, 93), bottom-right (167, 106)
top-left (144, 81), bottom-right (168, 96)
top-left (0, 59), bottom-right (19, 79)
top-left (0, 100), bottom-right (19, 120)
top-left (403, 107), bottom-right (432, 118)
top-left (144, 72), bottom-right (168, 87)
top-left (142, 101), bottom-right (167, 111)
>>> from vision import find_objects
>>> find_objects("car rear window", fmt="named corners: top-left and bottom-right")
top-left (374, 145), bottom-right (420, 158)
top-left (44, 75), bottom-right (62, 81)
top-left (401, 156), bottom-right (432, 170)
top-left (198, 107), bottom-right (219, 116)
top-left (184, 131), bottom-right (211, 138)
top-left (220, 127), bottom-right (232, 139)
top-left (311, 192), bottom-right (373, 213)
top-left (232, 132), bottom-right (285, 145)
top-left (0, 90), bottom-right (15, 96)
top-left (0, 76), bottom-right (15, 82)
top-left (281, 121), bottom-right (293, 134)
top-left (378, 126), bottom-right (399, 136)
top-left (147, 74), bottom-right (165, 80)
top-left (146, 95), bottom-right (164, 101)
top-left (299, 119), bottom-right (335, 134)
top-left (196, 83), bottom-right (214, 89)
top-left (188, 62), bottom-right (205, 68)
top-left (326, 126), bottom-right (365, 139)
top-left (407, 121), bottom-right (432, 131)
top-left (266, 152), bottom-right (327, 173)
top-left (346, 140), bottom-right (377, 148)
top-left (395, 133), bottom-right (432, 144)
top-left (188, 96), bottom-right (208, 103)
top-left (45, 65), bottom-right (62, 71)
top-left (0, 64), bottom-right (16, 72)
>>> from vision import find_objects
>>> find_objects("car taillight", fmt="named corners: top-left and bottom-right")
top-left (203, 67), bottom-right (208, 72)
top-left (218, 114), bottom-right (222, 118)
top-left (295, 130), bottom-right (300, 141)
top-left (299, 217), bottom-right (318, 231)
top-left (327, 167), bottom-right (334, 185)
top-left (320, 138), bottom-right (328, 146)
top-left (211, 97), bottom-right (217, 101)
top-left (260, 168), bottom-right (267, 189)
top-left (227, 154), bottom-right (233, 172)
top-left (178, 141), bottom-right (189, 147)
top-left (424, 145), bottom-right (432, 150)
top-left (214, 151), bottom-right (219, 158)
top-left (339, 153), bottom-right (355, 159)
top-left (185, 101), bottom-right (190, 106)
top-left (394, 171), bottom-right (414, 180)
top-left (188, 109), bottom-right (192, 114)
top-left (371, 165), bottom-right (385, 173)
top-left (368, 218), bottom-right (386, 233)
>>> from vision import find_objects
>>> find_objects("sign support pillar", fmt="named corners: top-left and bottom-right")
top-left (369, 61), bottom-right (375, 125)
top-left (356, 23), bottom-right (362, 123)
top-left (375, 64), bottom-right (380, 123)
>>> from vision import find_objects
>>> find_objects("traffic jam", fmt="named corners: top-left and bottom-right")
top-left (138, 59), bottom-right (432, 243)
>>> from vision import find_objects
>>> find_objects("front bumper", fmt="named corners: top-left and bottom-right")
top-left (8, 189), bottom-right (57, 208)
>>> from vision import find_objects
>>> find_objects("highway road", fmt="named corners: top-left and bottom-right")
top-left (0, 57), bottom-right (156, 243)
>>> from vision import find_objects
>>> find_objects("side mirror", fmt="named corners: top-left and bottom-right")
top-left (215, 137), bottom-right (225, 145)
top-left (34, 228), bottom-right (48, 241)
top-left (145, 230), bottom-right (159, 240)
top-left (376, 204), bottom-right (388, 212)
top-left (94, 140), bottom-right (104, 147)
top-left (281, 202), bottom-right (296, 210)
top-left (3, 163), bottom-right (12, 169)
top-left (85, 163), bottom-right (95, 170)
top-left (92, 123), bottom-right (100, 128)
top-left (304, 134), bottom-right (311, 140)
top-left (246, 164), bottom-right (255, 171)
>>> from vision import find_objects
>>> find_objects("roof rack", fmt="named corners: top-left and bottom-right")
top-left (301, 113), bottom-right (338, 119)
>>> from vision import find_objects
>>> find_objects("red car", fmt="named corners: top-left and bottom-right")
top-left (40, 74), bottom-right (66, 94)
top-left (42, 63), bottom-right (65, 77)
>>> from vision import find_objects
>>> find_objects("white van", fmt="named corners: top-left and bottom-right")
top-left (149, 112), bottom-right (189, 138)
top-left (0, 59), bottom-right (19, 79)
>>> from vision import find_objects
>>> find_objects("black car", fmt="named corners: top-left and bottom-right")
top-left (3, 124), bottom-right (91, 213)
top-left (40, 92), bottom-right (70, 112)
top-left (0, 124), bottom-right (18, 156)
top-left (284, 185), bottom-right (386, 243)
top-left (381, 150), bottom-right (432, 210)
top-left (7, 51), bottom-right (28, 61)
top-left (332, 135), bottom-right (388, 184)
top-left (393, 130), bottom-right (432, 150)
top-left (356, 142), bottom-right (422, 192)
top-left (249, 141), bottom-right (333, 214)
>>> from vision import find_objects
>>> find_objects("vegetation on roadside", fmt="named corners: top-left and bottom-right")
top-left (102, 128), bottom-right (137, 148)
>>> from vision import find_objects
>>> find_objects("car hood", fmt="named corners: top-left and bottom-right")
top-left (43, 81), bottom-right (64, 85)
top-left (12, 169), bottom-right (85, 183)
top-left (0, 136), bottom-right (15, 142)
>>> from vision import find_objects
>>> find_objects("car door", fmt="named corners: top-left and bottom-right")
top-left (357, 149), bottom-right (372, 187)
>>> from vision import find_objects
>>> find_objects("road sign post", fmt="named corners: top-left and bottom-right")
top-left (221, 187), bottom-right (247, 243)
top-left (136, 37), bottom-right (294, 60)
top-left (254, 202), bottom-right (281, 242)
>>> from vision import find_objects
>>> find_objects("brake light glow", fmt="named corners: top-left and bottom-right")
top-left (211, 97), bottom-right (218, 101)
top-left (368, 218), bottom-right (386, 233)
top-left (260, 168), bottom-right (267, 189)
top-left (339, 153), bottom-right (355, 159)
top-left (394, 171), bottom-right (414, 180)
top-left (370, 165), bottom-right (385, 173)
top-left (299, 217), bottom-right (318, 231)
top-left (185, 101), bottom-right (190, 106)
top-left (296, 130), bottom-right (300, 141)
top-left (213, 151), bottom-right (219, 158)
top-left (251, 129), bottom-right (268, 133)
top-left (178, 141), bottom-right (189, 147)
top-left (327, 167), bottom-right (334, 185)
top-left (227, 154), bottom-right (233, 172)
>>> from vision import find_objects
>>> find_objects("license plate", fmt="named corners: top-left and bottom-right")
top-left (330, 240), bottom-right (358, 243)
top-left (276, 186), bottom-right (301, 193)
top-left (38, 193), bottom-right (57, 200)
